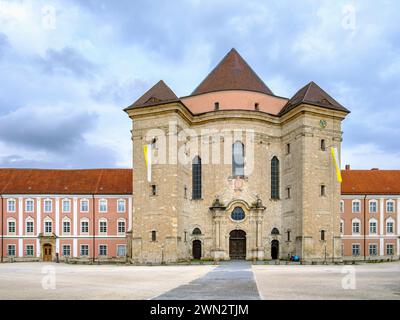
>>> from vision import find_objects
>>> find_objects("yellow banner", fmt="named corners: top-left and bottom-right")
top-left (143, 144), bottom-right (151, 182)
top-left (331, 147), bottom-right (342, 183)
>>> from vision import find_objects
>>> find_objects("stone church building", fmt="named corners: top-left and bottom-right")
top-left (2, 50), bottom-right (399, 264)
top-left (125, 48), bottom-right (350, 263)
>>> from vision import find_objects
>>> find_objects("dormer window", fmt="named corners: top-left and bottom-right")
top-left (214, 102), bottom-right (219, 111)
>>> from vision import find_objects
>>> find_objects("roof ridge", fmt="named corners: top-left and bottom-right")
top-left (303, 82), bottom-right (313, 101)
top-left (126, 80), bottom-right (179, 109)
top-left (94, 169), bottom-right (105, 194)
top-left (191, 49), bottom-right (273, 96)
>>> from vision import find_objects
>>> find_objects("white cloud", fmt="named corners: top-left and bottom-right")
top-left (342, 143), bottom-right (400, 169)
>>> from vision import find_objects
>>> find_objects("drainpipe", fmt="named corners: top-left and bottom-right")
top-left (364, 195), bottom-right (367, 261)
top-left (1, 195), bottom-right (3, 263)
top-left (92, 195), bottom-right (95, 263)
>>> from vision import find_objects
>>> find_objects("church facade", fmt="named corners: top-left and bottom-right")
top-left (3, 49), bottom-right (396, 264)
top-left (125, 49), bottom-right (350, 263)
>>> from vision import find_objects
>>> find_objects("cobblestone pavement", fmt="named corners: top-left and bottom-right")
top-left (153, 261), bottom-right (260, 300)
top-left (1, 261), bottom-right (399, 299)
top-left (253, 261), bottom-right (400, 300)
top-left (0, 263), bottom-right (214, 300)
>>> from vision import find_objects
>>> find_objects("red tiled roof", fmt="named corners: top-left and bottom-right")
top-left (0, 169), bottom-right (132, 195)
top-left (280, 81), bottom-right (349, 115)
top-left (126, 80), bottom-right (179, 110)
top-left (341, 169), bottom-right (400, 195)
top-left (191, 48), bottom-right (274, 96)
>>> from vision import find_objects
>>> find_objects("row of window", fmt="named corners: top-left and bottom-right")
top-left (351, 244), bottom-right (395, 256)
top-left (6, 244), bottom-right (126, 257)
top-left (6, 198), bottom-right (127, 214)
top-left (6, 218), bottom-right (126, 236)
top-left (340, 199), bottom-right (396, 214)
top-left (340, 218), bottom-right (396, 235)
top-left (190, 152), bottom-right (281, 200)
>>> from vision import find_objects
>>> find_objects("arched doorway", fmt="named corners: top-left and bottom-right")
top-left (271, 240), bottom-right (279, 260)
top-left (192, 240), bottom-right (202, 260)
top-left (43, 244), bottom-right (52, 262)
top-left (229, 230), bottom-right (246, 260)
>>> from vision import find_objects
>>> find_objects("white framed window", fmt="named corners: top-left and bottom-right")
top-left (26, 245), bottom-right (34, 257)
top-left (352, 244), bottom-right (360, 256)
top-left (80, 199), bottom-right (89, 212)
top-left (44, 218), bottom-right (53, 235)
top-left (80, 245), bottom-right (89, 257)
top-left (44, 199), bottom-right (52, 213)
top-left (7, 245), bottom-right (16, 257)
top-left (352, 219), bottom-right (360, 234)
top-left (99, 219), bottom-right (107, 235)
top-left (99, 245), bottom-right (107, 256)
top-left (369, 200), bottom-right (377, 213)
top-left (386, 244), bottom-right (394, 255)
top-left (386, 200), bottom-right (394, 213)
top-left (340, 200), bottom-right (344, 213)
top-left (369, 244), bottom-right (377, 256)
top-left (62, 245), bottom-right (71, 257)
top-left (7, 218), bottom-right (16, 235)
top-left (7, 199), bottom-right (16, 212)
top-left (26, 218), bottom-right (34, 235)
top-left (117, 199), bottom-right (126, 213)
top-left (62, 199), bottom-right (71, 213)
top-left (340, 220), bottom-right (344, 234)
top-left (386, 219), bottom-right (394, 234)
top-left (25, 199), bottom-right (34, 212)
top-left (369, 219), bottom-right (377, 234)
top-left (117, 245), bottom-right (126, 257)
top-left (80, 219), bottom-right (89, 234)
top-left (62, 218), bottom-right (71, 235)
top-left (352, 200), bottom-right (361, 213)
top-left (99, 199), bottom-right (107, 213)
top-left (117, 219), bottom-right (126, 235)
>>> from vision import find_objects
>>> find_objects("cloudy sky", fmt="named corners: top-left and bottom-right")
top-left (0, 0), bottom-right (399, 169)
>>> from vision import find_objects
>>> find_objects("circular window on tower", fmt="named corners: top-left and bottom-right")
top-left (231, 207), bottom-right (245, 221)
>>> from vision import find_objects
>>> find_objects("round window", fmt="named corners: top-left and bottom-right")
top-left (231, 207), bottom-right (245, 221)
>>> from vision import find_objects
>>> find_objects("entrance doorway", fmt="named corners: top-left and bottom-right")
top-left (229, 230), bottom-right (246, 260)
top-left (192, 240), bottom-right (202, 260)
top-left (271, 240), bottom-right (279, 260)
top-left (43, 244), bottom-right (52, 262)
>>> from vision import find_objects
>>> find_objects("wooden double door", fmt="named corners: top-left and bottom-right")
top-left (229, 230), bottom-right (246, 260)
top-left (43, 244), bottom-right (52, 262)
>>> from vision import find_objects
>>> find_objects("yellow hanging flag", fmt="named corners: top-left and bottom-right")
top-left (331, 147), bottom-right (342, 183)
top-left (143, 144), bottom-right (152, 182)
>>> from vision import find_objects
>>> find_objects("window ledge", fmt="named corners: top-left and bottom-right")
top-left (228, 175), bottom-right (248, 181)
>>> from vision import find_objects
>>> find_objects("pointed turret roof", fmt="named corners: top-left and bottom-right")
top-left (127, 80), bottom-right (179, 109)
top-left (191, 48), bottom-right (273, 96)
top-left (279, 81), bottom-right (349, 115)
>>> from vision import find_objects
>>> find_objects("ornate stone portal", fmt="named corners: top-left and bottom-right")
top-left (209, 196), bottom-right (266, 260)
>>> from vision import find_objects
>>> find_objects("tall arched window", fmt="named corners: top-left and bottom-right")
top-left (271, 156), bottom-right (280, 199)
top-left (232, 141), bottom-right (244, 177)
top-left (192, 156), bottom-right (202, 199)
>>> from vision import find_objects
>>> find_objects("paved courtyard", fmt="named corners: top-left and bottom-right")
top-left (0, 261), bottom-right (399, 300)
